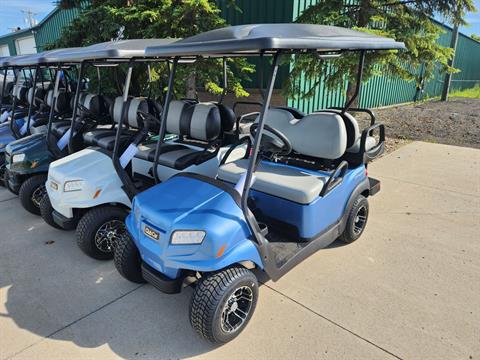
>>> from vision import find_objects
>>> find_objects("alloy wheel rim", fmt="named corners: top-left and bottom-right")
top-left (31, 185), bottom-right (46, 208)
top-left (94, 220), bottom-right (126, 253)
top-left (353, 205), bottom-right (367, 235)
top-left (221, 285), bottom-right (253, 333)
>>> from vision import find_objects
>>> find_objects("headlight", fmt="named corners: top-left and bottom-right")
top-left (12, 153), bottom-right (25, 163)
top-left (64, 180), bottom-right (84, 192)
top-left (171, 230), bottom-right (206, 245)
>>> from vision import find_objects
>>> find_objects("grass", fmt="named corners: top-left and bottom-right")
top-left (449, 85), bottom-right (480, 99)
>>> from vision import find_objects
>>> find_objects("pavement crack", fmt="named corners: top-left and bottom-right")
top-left (4, 284), bottom-right (145, 360)
top-left (262, 283), bottom-right (404, 360)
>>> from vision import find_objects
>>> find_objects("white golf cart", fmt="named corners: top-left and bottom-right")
top-left (44, 40), bottom-right (247, 260)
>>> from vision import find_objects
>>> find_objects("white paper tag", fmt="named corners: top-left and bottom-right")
top-left (0, 111), bottom-right (11, 123)
top-left (234, 172), bottom-right (256, 195)
top-left (119, 143), bottom-right (139, 168)
top-left (19, 119), bottom-right (28, 135)
top-left (56, 128), bottom-right (71, 150)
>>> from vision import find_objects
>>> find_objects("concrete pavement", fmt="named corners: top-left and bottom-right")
top-left (0, 141), bottom-right (479, 359)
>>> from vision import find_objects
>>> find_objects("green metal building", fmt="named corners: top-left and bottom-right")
top-left (1, 0), bottom-right (478, 110)
top-left (0, 3), bottom-right (87, 56)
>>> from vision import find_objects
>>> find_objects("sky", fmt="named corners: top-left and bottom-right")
top-left (0, 0), bottom-right (479, 37)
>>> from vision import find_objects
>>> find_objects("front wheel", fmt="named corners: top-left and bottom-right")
top-left (19, 174), bottom-right (47, 215)
top-left (190, 266), bottom-right (258, 343)
top-left (339, 194), bottom-right (369, 243)
top-left (114, 231), bottom-right (146, 284)
top-left (76, 206), bottom-right (129, 260)
top-left (39, 194), bottom-right (63, 230)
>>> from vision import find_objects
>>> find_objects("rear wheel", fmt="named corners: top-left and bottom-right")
top-left (340, 194), bottom-right (369, 243)
top-left (76, 206), bottom-right (129, 260)
top-left (114, 232), bottom-right (146, 284)
top-left (19, 174), bottom-right (47, 215)
top-left (190, 266), bottom-right (258, 343)
top-left (39, 194), bottom-right (63, 230)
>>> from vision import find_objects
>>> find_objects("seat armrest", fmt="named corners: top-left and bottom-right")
top-left (360, 122), bottom-right (385, 155)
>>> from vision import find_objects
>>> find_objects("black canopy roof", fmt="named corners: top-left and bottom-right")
top-left (10, 48), bottom-right (81, 67)
top-left (50, 39), bottom-right (178, 62)
top-left (145, 24), bottom-right (405, 57)
top-left (1, 54), bottom-right (38, 67)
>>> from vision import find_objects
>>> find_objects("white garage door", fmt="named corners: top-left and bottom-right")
top-left (0, 45), bottom-right (9, 56)
top-left (15, 36), bottom-right (37, 55)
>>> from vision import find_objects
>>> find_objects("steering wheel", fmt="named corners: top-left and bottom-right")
top-left (250, 123), bottom-right (292, 156)
top-left (77, 103), bottom-right (94, 117)
top-left (137, 110), bottom-right (161, 128)
top-left (35, 96), bottom-right (46, 107)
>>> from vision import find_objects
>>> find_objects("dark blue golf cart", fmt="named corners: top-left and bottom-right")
top-left (114, 24), bottom-right (405, 343)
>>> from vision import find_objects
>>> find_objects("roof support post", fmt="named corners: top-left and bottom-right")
top-left (219, 57), bottom-right (228, 104)
top-left (342, 50), bottom-right (365, 113)
top-left (112, 60), bottom-right (134, 161)
top-left (9, 68), bottom-right (22, 139)
top-left (25, 64), bottom-right (39, 134)
top-left (0, 67), bottom-right (9, 109)
top-left (152, 57), bottom-right (179, 184)
top-left (241, 51), bottom-right (281, 244)
top-left (68, 61), bottom-right (86, 154)
top-left (46, 65), bottom-right (63, 157)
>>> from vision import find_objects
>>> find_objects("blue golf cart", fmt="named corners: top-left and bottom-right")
top-left (114, 24), bottom-right (405, 343)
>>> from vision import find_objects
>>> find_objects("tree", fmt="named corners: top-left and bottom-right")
top-left (472, 34), bottom-right (480, 41)
top-left (285, 0), bottom-right (476, 104)
top-left (52, 0), bottom-right (254, 99)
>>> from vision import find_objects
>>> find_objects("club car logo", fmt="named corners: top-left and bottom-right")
top-left (144, 225), bottom-right (159, 240)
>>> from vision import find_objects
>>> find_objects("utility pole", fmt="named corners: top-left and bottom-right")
top-left (441, 23), bottom-right (460, 101)
top-left (21, 9), bottom-right (38, 28)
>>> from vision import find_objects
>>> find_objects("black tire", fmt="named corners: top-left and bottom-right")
top-left (19, 174), bottom-right (47, 215)
top-left (190, 266), bottom-right (258, 343)
top-left (0, 155), bottom-right (5, 187)
top-left (39, 194), bottom-right (63, 230)
top-left (76, 206), bottom-right (129, 260)
top-left (339, 194), bottom-right (369, 243)
top-left (5, 172), bottom-right (19, 195)
top-left (114, 232), bottom-right (146, 284)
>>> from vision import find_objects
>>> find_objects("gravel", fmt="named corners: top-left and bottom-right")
top-left (354, 97), bottom-right (480, 153)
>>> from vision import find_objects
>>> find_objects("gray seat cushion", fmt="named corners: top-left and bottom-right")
top-left (83, 127), bottom-right (135, 150)
top-left (218, 159), bottom-right (326, 204)
top-left (135, 142), bottom-right (215, 170)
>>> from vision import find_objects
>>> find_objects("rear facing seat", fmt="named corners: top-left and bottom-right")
top-left (135, 100), bottom-right (235, 170)
top-left (217, 108), bottom-right (347, 204)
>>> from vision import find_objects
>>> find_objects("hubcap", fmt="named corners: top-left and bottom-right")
top-left (353, 205), bottom-right (367, 235)
top-left (31, 185), bottom-right (46, 208)
top-left (94, 220), bottom-right (127, 253)
top-left (221, 286), bottom-right (253, 333)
